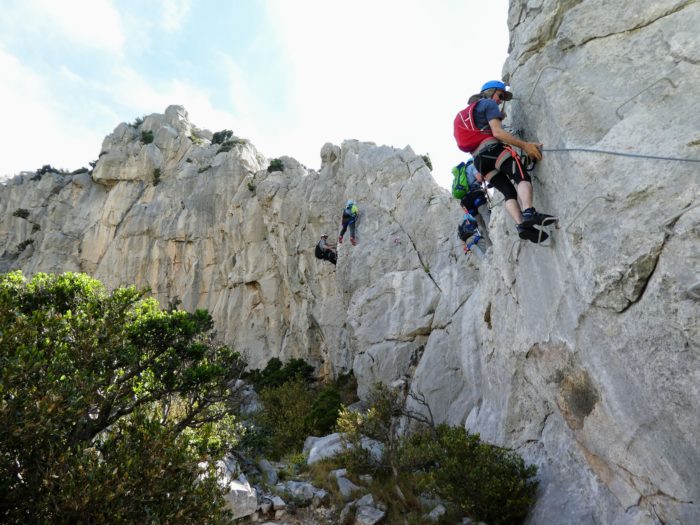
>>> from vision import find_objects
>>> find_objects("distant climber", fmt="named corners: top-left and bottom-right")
top-left (453, 80), bottom-right (555, 243)
top-left (460, 158), bottom-right (491, 229)
top-left (458, 204), bottom-right (487, 257)
top-left (338, 200), bottom-right (359, 246)
top-left (315, 234), bottom-right (337, 265)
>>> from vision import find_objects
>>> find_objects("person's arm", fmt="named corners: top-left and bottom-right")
top-left (489, 118), bottom-right (542, 160)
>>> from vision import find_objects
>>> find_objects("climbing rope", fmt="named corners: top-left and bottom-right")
top-left (541, 147), bottom-right (700, 163)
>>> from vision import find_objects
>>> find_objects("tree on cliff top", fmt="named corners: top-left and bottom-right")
top-left (0, 271), bottom-right (245, 524)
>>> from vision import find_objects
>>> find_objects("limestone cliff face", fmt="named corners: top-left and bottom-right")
top-left (1, 2), bottom-right (699, 523)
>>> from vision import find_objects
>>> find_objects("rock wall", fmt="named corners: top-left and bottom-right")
top-left (1, 1), bottom-right (698, 523)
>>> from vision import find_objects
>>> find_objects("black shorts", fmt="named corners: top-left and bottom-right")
top-left (474, 144), bottom-right (531, 201)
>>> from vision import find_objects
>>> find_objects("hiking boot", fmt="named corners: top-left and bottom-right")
top-left (350, 236), bottom-right (357, 246)
top-left (338, 236), bottom-right (343, 244)
top-left (521, 208), bottom-right (556, 227)
top-left (517, 224), bottom-right (549, 243)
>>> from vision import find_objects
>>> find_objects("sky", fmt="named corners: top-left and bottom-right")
top-left (0, 0), bottom-right (509, 189)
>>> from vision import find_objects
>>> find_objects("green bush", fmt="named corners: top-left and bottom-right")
top-left (141, 130), bottom-right (154, 144)
top-left (131, 116), bottom-right (145, 128)
top-left (12, 208), bottom-right (29, 220)
top-left (0, 271), bottom-right (245, 524)
top-left (244, 357), bottom-right (315, 391)
top-left (254, 378), bottom-right (316, 459)
top-left (212, 130), bottom-right (234, 145)
top-left (15, 239), bottom-right (34, 253)
top-left (333, 384), bottom-right (538, 525)
top-left (398, 425), bottom-right (539, 525)
top-left (36, 164), bottom-right (59, 175)
top-left (31, 223), bottom-right (41, 233)
top-left (153, 168), bottom-right (162, 186)
top-left (267, 158), bottom-right (284, 172)
top-left (305, 385), bottom-right (342, 436)
top-left (422, 155), bottom-right (433, 171)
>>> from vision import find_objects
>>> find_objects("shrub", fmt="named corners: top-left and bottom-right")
top-left (31, 223), bottom-right (41, 233)
top-left (131, 116), bottom-right (144, 128)
top-left (190, 132), bottom-right (204, 145)
top-left (422, 155), bottom-right (433, 171)
top-left (247, 179), bottom-right (256, 192)
top-left (334, 384), bottom-right (538, 524)
top-left (71, 167), bottom-right (89, 175)
top-left (212, 130), bottom-right (233, 144)
top-left (153, 168), bottom-right (162, 186)
top-left (36, 164), bottom-right (60, 175)
top-left (267, 158), bottom-right (284, 172)
top-left (0, 271), bottom-right (245, 524)
top-left (398, 425), bottom-right (538, 525)
top-left (305, 385), bottom-right (342, 436)
top-left (12, 209), bottom-right (29, 220)
top-left (254, 378), bottom-right (316, 459)
top-left (244, 357), bottom-right (315, 391)
top-left (15, 239), bottom-right (34, 253)
top-left (198, 165), bottom-right (211, 174)
top-left (141, 130), bottom-right (154, 144)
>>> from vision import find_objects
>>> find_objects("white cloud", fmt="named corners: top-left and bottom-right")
top-left (0, 50), bottom-right (104, 177)
top-left (25, 0), bottom-right (125, 55)
top-left (262, 0), bottom-right (509, 185)
top-left (161, 0), bottom-right (192, 32)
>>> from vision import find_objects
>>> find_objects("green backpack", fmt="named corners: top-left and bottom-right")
top-left (451, 161), bottom-right (470, 199)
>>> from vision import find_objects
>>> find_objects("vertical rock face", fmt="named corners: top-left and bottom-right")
top-left (0, 2), bottom-right (698, 523)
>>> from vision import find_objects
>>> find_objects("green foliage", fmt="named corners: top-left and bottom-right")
top-left (398, 425), bottom-right (538, 525)
top-left (12, 208), bottom-right (29, 220)
top-left (189, 131), bottom-right (204, 145)
top-left (267, 158), bottom-right (284, 172)
top-left (15, 239), bottom-right (34, 253)
top-left (141, 130), bottom-right (154, 144)
top-left (305, 385), bottom-right (342, 436)
top-left (335, 384), bottom-right (400, 476)
top-left (36, 164), bottom-right (59, 176)
top-left (212, 129), bottom-right (234, 144)
top-left (333, 384), bottom-right (538, 525)
top-left (153, 168), bottom-right (162, 186)
top-left (131, 116), bottom-right (145, 128)
top-left (0, 271), bottom-right (245, 524)
top-left (254, 378), bottom-right (316, 459)
top-left (422, 155), bottom-right (433, 171)
top-left (218, 138), bottom-right (248, 154)
top-left (239, 358), bottom-right (348, 459)
top-left (244, 357), bottom-right (315, 391)
top-left (31, 223), bottom-right (41, 233)
top-left (247, 179), bottom-right (256, 192)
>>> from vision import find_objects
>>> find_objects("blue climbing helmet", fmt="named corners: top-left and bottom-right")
top-left (346, 199), bottom-right (355, 207)
top-left (480, 80), bottom-right (512, 100)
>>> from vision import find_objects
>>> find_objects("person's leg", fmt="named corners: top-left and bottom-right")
top-left (339, 221), bottom-right (348, 242)
top-left (487, 172), bottom-right (521, 223)
top-left (516, 181), bottom-right (533, 211)
top-left (349, 220), bottom-right (357, 244)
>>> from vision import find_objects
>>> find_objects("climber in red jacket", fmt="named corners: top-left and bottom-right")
top-left (454, 80), bottom-right (555, 243)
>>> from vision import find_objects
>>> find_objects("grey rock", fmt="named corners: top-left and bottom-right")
top-left (336, 475), bottom-right (363, 502)
top-left (425, 503), bottom-right (446, 522)
top-left (258, 458), bottom-right (278, 486)
top-left (279, 480), bottom-right (316, 503)
top-left (354, 504), bottom-right (386, 525)
top-left (270, 495), bottom-right (285, 510)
